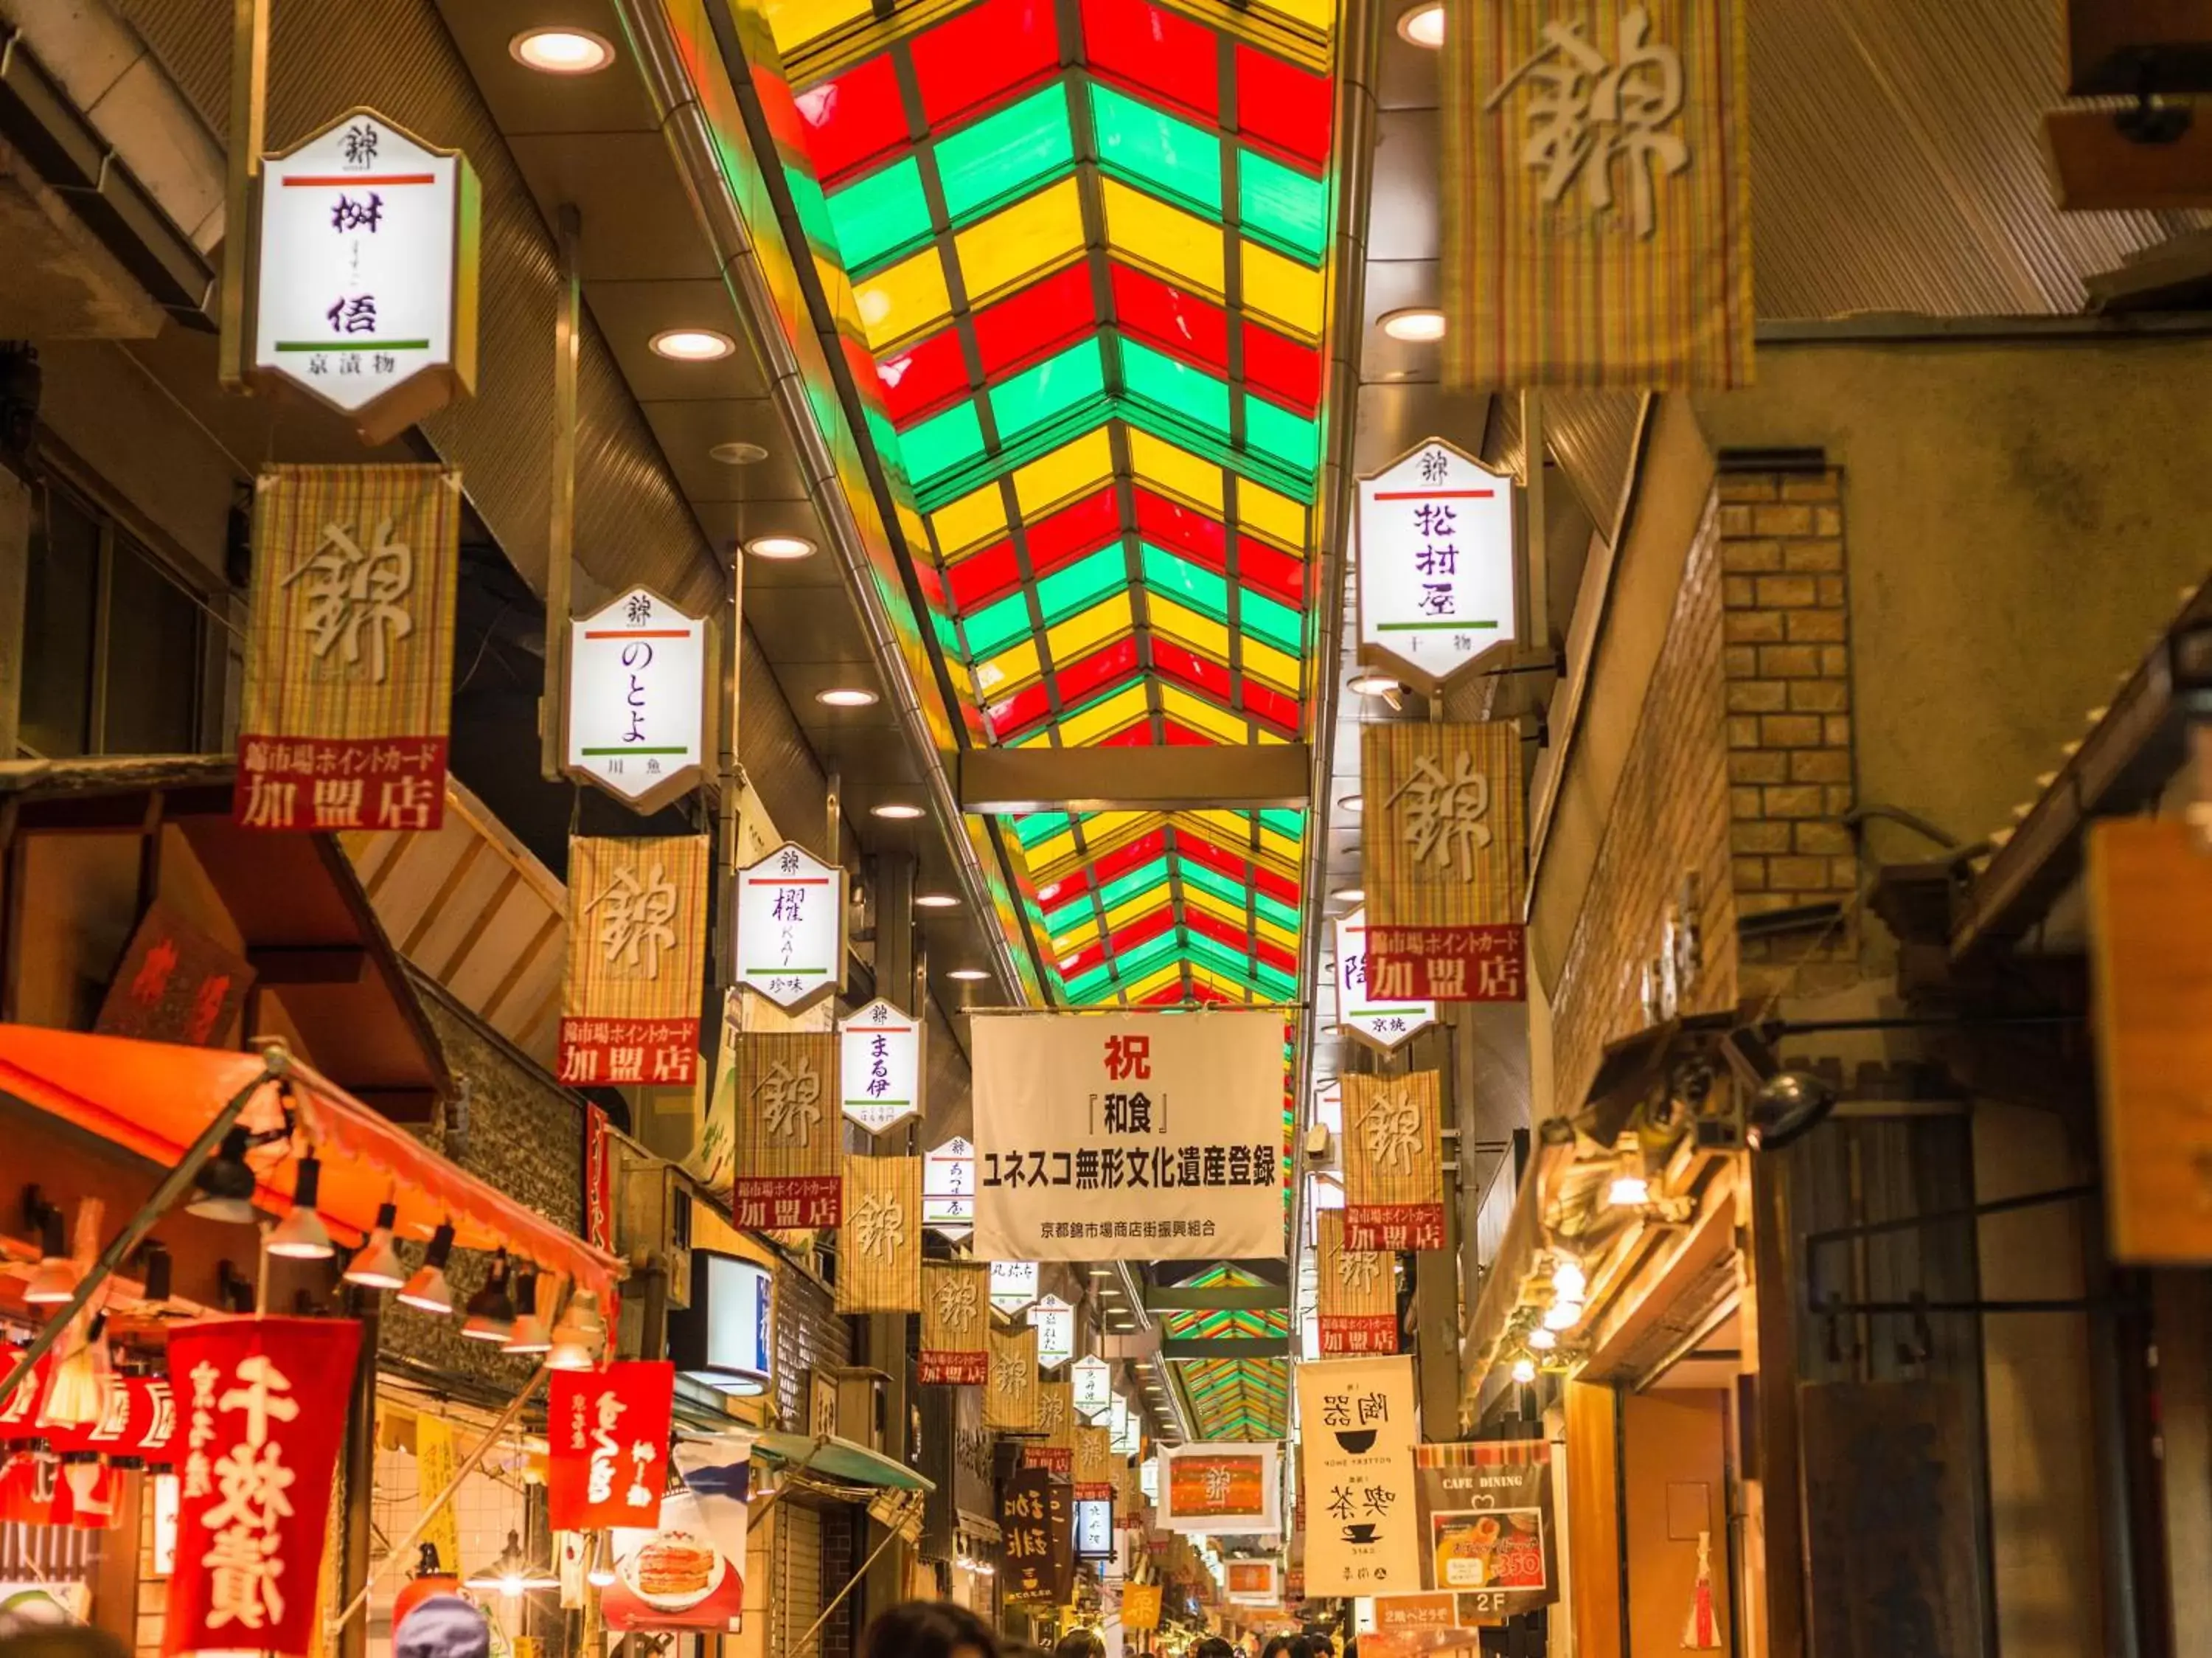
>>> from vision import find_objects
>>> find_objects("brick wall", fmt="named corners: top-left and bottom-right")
top-left (1717, 468), bottom-right (1858, 998)
top-left (1548, 496), bottom-right (1740, 1120)
top-left (773, 1258), bottom-right (853, 1430)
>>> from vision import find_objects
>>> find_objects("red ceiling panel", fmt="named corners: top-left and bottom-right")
top-left (947, 536), bottom-right (1025, 611)
top-left (912, 0), bottom-right (1062, 127)
top-left (1133, 486), bottom-right (1227, 573)
top-left (877, 328), bottom-right (971, 425)
top-left (975, 266), bottom-right (1099, 379)
top-left (1025, 488), bottom-right (1124, 573)
top-left (1079, 0), bottom-right (1220, 122)
top-left (1110, 264), bottom-right (1230, 376)
top-left (1233, 43), bottom-right (1332, 168)
top-left (793, 57), bottom-right (909, 183)
top-left (1240, 321), bottom-right (1321, 417)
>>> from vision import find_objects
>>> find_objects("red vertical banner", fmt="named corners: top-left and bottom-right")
top-left (585, 1103), bottom-right (616, 1253)
top-left (164, 1317), bottom-right (364, 1658)
top-left (547, 1362), bottom-right (675, 1531)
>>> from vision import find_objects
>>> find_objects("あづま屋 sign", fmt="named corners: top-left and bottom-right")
top-left (566, 588), bottom-right (708, 814)
top-left (548, 1362), bottom-right (676, 1531)
top-left (924, 1136), bottom-right (976, 1237)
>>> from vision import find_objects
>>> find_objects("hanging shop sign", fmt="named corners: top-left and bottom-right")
top-left (1110, 1393), bottom-right (1140, 1457)
top-left (235, 464), bottom-right (459, 833)
top-left (603, 1439), bottom-right (754, 1633)
top-left (728, 1029), bottom-right (843, 1229)
top-left (557, 835), bottom-right (710, 1087)
top-left (1030, 1295), bottom-right (1077, 1370)
top-left (1121, 1583), bottom-right (1164, 1633)
top-left (565, 586), bottom-right (709, 814)
top-left (971, 1010), bottom-right (1288, 1262)
top-left (95, 902), bottom-right (255, 1048)
top-left (1158, 1442), bottom-right (1281, 1536)
top-left (247, 109), bottom-right (479, 443)
top-left (990, 1259), bottom-right (1040, 1317)
top-left (734, 840), bottom-right (846, 1013)
top-left (548, 1361), bottom-right (676, 1531)
top-left (1001, 1464), bottom-right (1073, 1607)
top-left (1364, 722), bottom-right (1528, 1002)
top-left (1357, 440), bottom-right (1518, 692)
top-left (1442, 0), bottom-right (1753, 391)
top-left (1074, 1496), bottom-right (1115, 1559)
top-left (667, 1252), bottom-right (772, 1397)
top-left (835, 1156), bottom-right (924, 1314)
top-left (921, 1260), bottom-right (990, 1384)
top-left (1139, 1456), bottom-right (1159, 1503)
top-left (86, 1377), bottom-right (178, 1464)
top-left (1367, 1593), bottom-right (1479, 1654)
top-left (1316, 1210), bottom-right (1399, 1356)
top-left (164, 1317), bottom-right (363, 1658)
top-left (839, 1000), bottom-right (922, 1135)
top-left (1335, 909), bottom-right (1438, 1052)
top-left (1298, 1353), bottom-right (1419, 1596)
top-left (1073, 1354), bottom-right (1113, 1420)
top-left (924, 1136), bottom-right (977, 1238)
top-left (1341, 1071), bottom-right (1447, 1252)
top-left (1413, 1440), bottom-right (1557, 1621)
top-left (1026, 1380), bottom-right (1075, 1476)
top-left (985, 1326), bottom-right (1039, 1431)
top-left (1076, 1424), bottom-right (1115, 1498)
top-left (1226, 1560), bottom-right (1281, 1604)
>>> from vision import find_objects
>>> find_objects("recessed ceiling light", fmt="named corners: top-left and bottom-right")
top-left (949, 968), bottom-right (990, 982)
top-left (1332, 886), bottom-right (1365, 904)
top-left (1397, 2), bottom-right (1444, 49)
top-left (1349, 673), bottom-right (1401, 696)
top-left (712, 440), bottom-right (769, 465)
top-left (915, 892), bottom-right (960, 909)
top-left (816, 687), bottom-right (877, 707)
top-left (650, 328), bottom-right (734, 361)
top-left (745, 533), bottom-right (814, 560)
top-left (1337, 794), bottom-right (1364, 813)
top-left (511, 27), bottom-right (616, 73)
top-left (871, 802), bottom-right (924, 820)
top-left (1381, 308), bottom-right (1447, 343)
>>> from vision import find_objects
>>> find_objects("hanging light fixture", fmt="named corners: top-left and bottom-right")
top-left (397, 1223), bottom-right (457, 1314)
top-left (187, 1127), bottom-right (258, 1223)
top-left (1550, 1257), bottom-right (1587, 1302)
top-left (1526, 1325), bottom-right (1557, 1352)
top-left (465, 1530), bottom-right (561, 1597)
top-left (138, 1240), bottom-right (173, 1305)
top-left (548, 1288), bottom-right (603, 1369)
top-left (502, 1272), bottom-right (550, 1355)
top-left (586, 1533), bottom-right (618, 1589)
top-left (23, 1195), bottom-right (77, 1305)
top-left (344, 1201), bottom-right (408, 1289)
top-left (461, 1251), bottom-right (517, 1342)
top-left (1509, 1355), bottom-right (1537, 1385)
top-left (265, 1155), bottom-right (334, 1260)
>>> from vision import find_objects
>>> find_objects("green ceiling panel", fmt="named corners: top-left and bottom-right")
top-left (1240, 585), bottom-right (1303, 654)
top-left (826, 156), bottom-right (933, 273)
top-left (900, 400), bottom-right (987, 490)
top-left (961, 587), bottom-right (1036, 660)
top-left (991, 338), bottom-right (1109, 441)
top-left (1119, 340), bottom-right (1233, 442)
top-left (1237, 150), bottom-right (1329, 264)
top-left (1088, 83), bottom-right (1223, 218)
top-left (937, 84), bottom-right (1077, 222)
top-left (1035, 545), bottom-right (1130, 625)
top-left (1139, 543), bottom-right (1229, 622)
top-left (1244, 394), bottom-right (1321, 476)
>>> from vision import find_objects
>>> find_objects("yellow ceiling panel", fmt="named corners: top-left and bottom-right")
top-left (1159, 685), bottom-right (1248, 743)
top-left (855, 246), bottom-right (951, 350)
top-left (1237, 476), bottom-right (1310, 551)
top-left (956, 179), bottom-right (1085, 305)
top-left (1044, 591), bottom-right (1136, 665)
top-left (1102, 180), bottom-right (1225, 300)
top-left (1239, 240), bottom-right (1326, 341)
top-left (1147, 595), bottom-right (1231, 661)
top-left (974, 637), bottom-right (1042, 698)
top-left (932, 482), bottom-right (1008, 558)
top-left (1127, 430), bottom-right (1223, 514)
top-left (1057, 683), bottom-right (1152, 746)
top-left (1015, 428), bottom-right (1116, 517)
top-left (1241, 636), bottom-right (1301, 694)
top-left (1123, 960), bottom-right (1186, 1002)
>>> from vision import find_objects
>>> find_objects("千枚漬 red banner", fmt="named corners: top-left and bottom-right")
top-left (164, 1316), bottom-right (363, 1658)
top-left (236, 465), bottom-right (459, 833)
top-left (548, 1360), bottom-right (675, 1531)
top-left (558, 835), bottom-right (710, 1087)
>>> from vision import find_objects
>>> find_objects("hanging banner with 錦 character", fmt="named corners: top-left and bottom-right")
top-left (1000, 1463), bottom-right (1071, 1607)
top-left (920, 1261), bottom-right (990, 1384)
top-left (835, 1157), bottom-right (923, 1314)
top-left (1227, 1559), bottom-right (1281, 1604)
top-left (984, 1326), bottom-right (1038, 1431)
top-left (557, 836), bottom-right (709, 1088)
top-left (1414, 1440), bottom-right (1557, 1620)
top-left (236, 464), bottom-right (459, 833)
top-left (1158, 1442), bottom-right (1281, 1536)
top-left (1025, 1380), bottom-right (1075, 1477)
top-left (1298, 1354), bottom-right (1419, 1597)
top-left (1364, 722), bottom-right (1526, 1002)
top-left (548, 1361), bottom-right (675, 1531)
top-left (1316, 1210), bottom-right (1400, 1355)
top-left (971, 1010), bottom-right (1287, 1262)
top-left (728, 1029), bottom-right (842, 1230)
top-left (1342, 1070), bottom-right (1447, 1252)
top-left (163, 1316), bottom-right (364, 1658)
top-left (1076, 1424), bottom-right (1114, 1499)
top-left (1442, 0), bottom-right (1753, 391)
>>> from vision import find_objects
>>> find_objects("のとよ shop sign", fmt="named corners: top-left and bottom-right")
top-left (565, 587), bottom-right (709, 814)
top-left (247, 109), bottom-right (479, 445)
top-left (1356, 438), bottom-right (1517, 693)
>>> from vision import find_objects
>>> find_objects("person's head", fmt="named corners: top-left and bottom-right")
top-left (861, 1602), bottom-right (998, 1658)
top-left (1054, 1632), bottom-right (1105, 1658)
top-left (1260, 1637), bottom-right (1294, 1658)
top-left (1195, 1640), bottom-right (1237, 1658)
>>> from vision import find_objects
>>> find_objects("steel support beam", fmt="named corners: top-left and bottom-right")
top-left (1144, 1284), bottom-right (1290, 1311)
top-left (1158, 1336), bottom-right (1290, 1361)
top-left (957, 743), bottom-right (1312, 814)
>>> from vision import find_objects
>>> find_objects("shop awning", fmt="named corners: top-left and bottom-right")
top-left (0, 1024), bottom-right (622, 1300)
top-left (1461, 1133), bottom-right (1577, 1414)
top-left (753, 1430), bottom-right (934, 1492)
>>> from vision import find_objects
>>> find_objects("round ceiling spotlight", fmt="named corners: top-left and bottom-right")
top-left (815, 687), bottom-right (878, 708)
top-left (1397, 2), bottom-right (1444, 47)
top-left (1348, 672), bottom-right (1401, 696)
top-left (1332, 886), bottom-right (1366, 905)
top-left (871, 802), bottom-right (924, 820)
top-left (948, 968), bottom-right (990, 982)
top-left (915, 892), bottom-right (961, 909)
top-left (650, 328), bottom-right (735, 361)
top-left (745, 534), bottom-right (815, 561)
top-left (510, 28), bottom-right (616, 74)
top-left (1337, 794), bottom-right (1365, 814)
top-left (710, 440), bottom-right (769, 466)
top-left (1380, 308), bottom-right (1448, 343)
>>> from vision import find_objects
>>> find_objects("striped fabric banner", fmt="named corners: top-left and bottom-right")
top-left (237, 464), bottom-right (460, 832)
top-left (986, 1325), bottom-right (1039, 1431)
top-left (1341, 1070), bottom-right (1447, 1252)
top-left (1075, 1424), bottom-right (1113, 1496)
top-left (1443, 0), bottom-right (1754, 389)
top-left (1026, 1378), bottom-right (1076, 1475)
top-left (558, 836), bottom-right (710, 1088)
top-left (1315, 1210), bottom-right (1399, 1355)
top-left (730, 1029), bottom-right (844, 1229)
top-left (836, 1156), bottom-right (923, 1314)
top-left (921, 1261), bottom-right (990, 1384)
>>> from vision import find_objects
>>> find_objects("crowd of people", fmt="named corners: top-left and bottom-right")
top-left (858, 1603), bottom-right (1350, 1658)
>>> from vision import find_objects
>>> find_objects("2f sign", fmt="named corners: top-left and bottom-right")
top-left (1357, 439), bottom-right (1517, 693)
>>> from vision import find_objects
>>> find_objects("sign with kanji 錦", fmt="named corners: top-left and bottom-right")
top-left (835, 1156), bottom-right (923, 1314)
top-left (1029, 1295), bottom-right (1077, 1370)
top-left (1298, 1355), bottom-right (1419, 1595)
top-left (236, 464), bottom-right (459, 833)
top-left (248, 109), bottom-right (479, 443)
top-left (557, 836), bottom-right (709, 1087)
top-left (924, 1136), bottom-right (976, 1237)
top-left (727, 1029), bottom-right (842, 1229)
top-left (735, 841), bottom-right (846, 1013)
top-left (1316, 1210), bottom-right (1400, 1355)
top-left (1366, 722), bottom-right (1528, 1002)
top-left (1335, 908), bottom-right (1438, 1053)
top-left (920, 1261), bottom-right (990, 1385)
top-left (1072, 1353), bottom-right (1113, 1420)
top-left (1158, 1443), bottom-right (1281, 1535)
top-left (547, 1361), bottom-right (676, 1530)
top-left (566, 586), bottom-right (708, 814)
top-left (838, 1000), bottom-right (922, 1135)
top-left (1357, 440), bottom-right (1517, 691)
top-left (990, 1260), bottom-right (1040, 1316)
top-left (1227, 1560), bottom-right (1281, 1604)
top-left (971, 1010), bottom-right (1287, 1261)
top-left (1341, 1071), bottom-right (1447, 1252)
top-left (1075, 1424), bottom-right (1114, 1498)
top-left (162, 1317), bottom-right (363, 1658)
top-left (1026, 1378), bottom-right (1075, 1476)
top-left (1414, 1440), bottom-right (1557, 1620)
top-left (1443, 0), bottom-right (1754, 392)
top-left (985, 1325), bottom-right (1038, 1431)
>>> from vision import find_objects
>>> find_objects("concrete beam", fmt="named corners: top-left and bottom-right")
top-left (957, 743), bottom-right (1312, 814)
top-left (1144, 1283), bottom-right (1290, 1311)
top-left (1159, 1336), bottom-right (1291, 1361)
